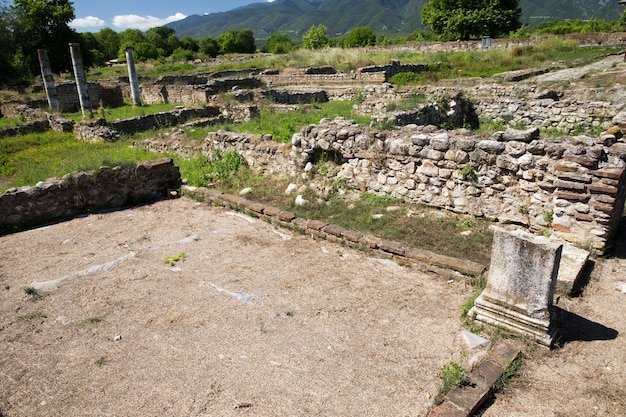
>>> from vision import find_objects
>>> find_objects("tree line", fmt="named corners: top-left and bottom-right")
top-left (1, 0), bottom-right (625, 87)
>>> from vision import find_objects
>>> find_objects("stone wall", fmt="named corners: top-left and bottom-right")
top-left (260, 71), bottom-right (386, 87)
top-left (55, 81), bottom-right (124, 112)
top-left (358, 61), bottom-right (429, 80)
top-left (0, 159), bottom-right (180, 231)
top-left (0, 120), bottom-right (49, 138)
top-left (142, 78), bottom-right (263, 105)
top-left (287, 118), bottom-right (626, 252)
top-left (357, 85), bottom-right (625, 135)
top-left (262, 89), bottom-right (329, 105)
top-left (74, 107), bottom-right (223, 141)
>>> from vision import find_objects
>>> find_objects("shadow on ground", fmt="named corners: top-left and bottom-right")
top-left (554, 307), bottom-right (619, 346)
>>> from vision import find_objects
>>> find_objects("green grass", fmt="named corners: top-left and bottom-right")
top-left (435, 361), bottom-right (470, 404)
top-left (0, 116), bottom-right (24, 129)
top-left (210, 101), bottom-right (369, 143)
top-left (63, 103), bottom-right (178, 123)
top-left (0, 131), bottom-right (160, 191)
top-left (199, 160), bottom-right (494, 263)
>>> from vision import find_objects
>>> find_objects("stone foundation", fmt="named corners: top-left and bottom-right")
top-left (0, 159), bottom-right (180, 231)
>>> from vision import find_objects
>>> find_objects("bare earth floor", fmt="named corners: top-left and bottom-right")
top-left (0, 197), bottom-right (468, 417)
top-left (0, 197), bottom-right (625, 416)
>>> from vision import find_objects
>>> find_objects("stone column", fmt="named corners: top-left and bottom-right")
top-left (69, 43), bottom-right (92, 118)
top-left (37, 49), bottom-right (60, 112)
top-left (469, 227), bottom-right (562, 347)
top-left (125, 47), bottom-right (142, 106)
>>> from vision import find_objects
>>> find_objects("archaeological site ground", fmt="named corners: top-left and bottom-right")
top-left (1, 35), bottom-right (625, 416)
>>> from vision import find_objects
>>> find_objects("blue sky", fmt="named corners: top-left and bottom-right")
top-left (70, 0), bottom-right (274, 32)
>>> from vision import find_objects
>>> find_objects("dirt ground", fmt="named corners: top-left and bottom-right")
top-left (0, 197), bottom-right (472, 417)
top-left (0, 197), bottom-right (624, 417)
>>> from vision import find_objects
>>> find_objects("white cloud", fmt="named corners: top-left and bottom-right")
top-left (112, 13), bottom-right (187, 30)
top-left (70, 16), bottom-right (106, 29)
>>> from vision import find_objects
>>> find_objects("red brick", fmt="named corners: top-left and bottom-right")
top-left (563, 155), bottom-right (596, 168)
top-left (321, 223), bottom-right (346, 237)
top-left (306, 219), bottom-right (327, 231)
top-left (553, 223), bottom-right (571, 233)
top-left (593, 203), bottom-right (614, 214)
top-left (593, 168), bottom-right (624, 180)
top-left (359, 234), bottom-right (382, 248)
top-left (587, 184), bottom-right (618, 195)
top-left (429, 401), bottom-right (466, 417)
top-left (574, 212), bottom-right (594, 222)
top-left (595, 194), bottom-right (616, 204)
top-left (554, 191), bottom-right (590, 202)
top-left (276, 210), bottom-right (296, 222)
top-left (263, 206), bottom-right (281, 216)
top-left (341, 229), bottom-right (363, 242)
top-left (377, 239), bottom-right (407, 256)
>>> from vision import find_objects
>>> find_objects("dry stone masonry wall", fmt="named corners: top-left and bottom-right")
top-left (289, 117), bottom-right (626, 252)
top-left (0, 159), bottom-right (180, 231)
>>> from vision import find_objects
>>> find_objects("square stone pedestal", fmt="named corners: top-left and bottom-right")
top-left (470, 227), bottom-right (562, 347)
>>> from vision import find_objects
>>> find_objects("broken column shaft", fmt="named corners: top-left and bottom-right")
top-left (37, 49), bottom-right (60, 112)
top-left (125, 47), bottom-right (142, 106)
top-left (69, 43), bottom-right (92, 118)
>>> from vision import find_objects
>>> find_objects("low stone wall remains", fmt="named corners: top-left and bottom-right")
top-left (0, 120), bottom-right (49, 138)
top-left (262, 89), bottom-right (329, 105)
top-left (0, 159), bottom-right (180, 231)
top-left (356, 85), bottom-right (625, 135)
top-left (142, 78), bottom-right (263, 105)
top-left (74, 107), bottom-right (223, 142)
top-left (289, 118), bottom-right (626, 251)
top-left (55, 81), bottom-right (124, 112)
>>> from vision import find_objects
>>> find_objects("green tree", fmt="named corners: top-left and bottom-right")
top-left (199, 36), bottom-right (219, 57)
top-left (180, 35), bottom-right (199, 53)
top-left (421, 0), bottom-right (521, 40)
top-left (0, 0), bottom-right (15, 83)
top-left (344, 26), bottom-right (376, 48)
top-left (10, 0), bottom-right (82, 75)
top-left (117, 28), bottom-right (145, 60)
top-left (134, 42), bottom-right (159, 61)
top-left (302, 24), bottom-right (330, 50)
top-left (262, 32), bottom-right (293, 54)
top-left (146, 26), bottom-right (176, 56)
top-left (217, 29), bottom-right (255, 54)
top-left (95, 27), bottom-right (120, 60)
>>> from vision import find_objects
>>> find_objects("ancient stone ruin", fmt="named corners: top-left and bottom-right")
top-left (470, 227), bottom-right (563, 347)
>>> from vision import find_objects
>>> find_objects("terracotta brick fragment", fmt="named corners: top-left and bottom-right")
top-left (553, 223), bottom-right (571, 233)
top-left (263, 206), bottom-right (281, 216)
top-left (405, 247), bottom-right (433, 262)
top-left (593, 168), bottom-right (624, 179)
top-left (359, 234), bottom-right (382, 248)
top-left (321, 223), bottom-right (346, 237)
top-left (595, 194), bottom-right (616, 204)
top-left (377, 239), bottom-right (407, 256)
top-left (554, 179), bottom-right (586, 191)
top-left (563, 155), bottom-right (596, 168)
top-left (588, 184), bottom-right (618, 195)
top-left (593, 203), bottom-right (614, 214)
top-left (306, 219), bottom-right (327, 231)
top-left (555, 171), bottom-right (592, 183)
top-left (555, 162), bottom-right (579, 172)
top-left (554, 191), bottom-right (590, 201)
top-left (341, 229), bottom-right (363, 242)
top-left (574, 212), bottom-right (594, 222)
top-left (599, 178), bottom-right (619, 186)
top-left (277, 210), bottom-right (296, 222)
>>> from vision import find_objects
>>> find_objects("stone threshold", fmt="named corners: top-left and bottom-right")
top-left (429, 339), bottom-right (522, 417)
top-left (181, 185), bottom-right (487, 278)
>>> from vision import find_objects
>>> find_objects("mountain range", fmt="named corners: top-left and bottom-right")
top-left (166, 0), bottom-right (624, 40)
